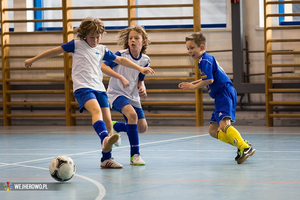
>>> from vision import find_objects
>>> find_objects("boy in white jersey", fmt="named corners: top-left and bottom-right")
top-left (25, 17), bottom-right (154, 168)
top-left (102, 26), bottom-right (150, 165)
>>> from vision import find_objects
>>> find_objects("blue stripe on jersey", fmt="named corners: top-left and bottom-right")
top-left (103, 51), bottom-right (121, 69)
top-left (129, 49), bottom-right (142, 60)
top-left (103, 47), bottom-right (117, 62)
top-left (61, 39), bottom-right (75, 53)
top-left (138, 56), bottom-right (149, 81)
top-left (139, 73), bottom-right (145, 81)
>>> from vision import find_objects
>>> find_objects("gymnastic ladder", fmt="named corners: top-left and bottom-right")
top-left (264, 0), bottom-right (300, 126)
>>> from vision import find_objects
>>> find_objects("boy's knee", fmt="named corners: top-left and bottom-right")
top-left (209, 130), bottom-right (218, 139)
top-left (127, 112), bottom-right (138, 121)
top-left (138, 125), bottom-right (148, 133)
top-left (208, 124), bottom-right (219, 139)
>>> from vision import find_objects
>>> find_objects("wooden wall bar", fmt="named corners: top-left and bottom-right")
top-left (0, 0), bottom-right (202, 126)
top-left (264, 0), bottom-right (300, 126)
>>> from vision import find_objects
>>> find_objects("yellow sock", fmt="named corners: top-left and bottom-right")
top-left (217, 130), bottom-right (234, 146)
top-left (224, 125), bottom-right (249, 150)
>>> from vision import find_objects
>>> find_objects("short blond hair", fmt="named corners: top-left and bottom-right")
top-left (185, 32), bottom-right (206, 47)
top-left (74, 17), bottom-right (106, 39)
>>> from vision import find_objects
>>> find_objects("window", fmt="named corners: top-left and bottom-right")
top-left (259, 0), bottom-right (264, 27)
top-left (3, 1), bottom-right (33, 31)
top-left (34, 0), bottom-right (227, 31)
top-left (135, 0), bottom-right (226, 28)
top-left (259, 0), bottom-right (300, 28)
top-left (6, 0), bottom-right (14, 30)
top-left (278, 0), bottom-right (300, 25)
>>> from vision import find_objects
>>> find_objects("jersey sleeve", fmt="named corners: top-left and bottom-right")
top-left (139, 73), bottom-right (145, 81)
top-left (103, 47), bottom-right (117, 63)
top-left (103, 51), bottom-right (121, 69)
top-left (138, 59), bottom-right (150, 81)
top-left (61, 39), bottom-right (75, 53)
top-left (138, 61), bottom-right (150, 81)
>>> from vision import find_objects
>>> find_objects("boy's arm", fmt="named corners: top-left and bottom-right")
top-left (113, 56), bottom-right (155, 75)
top-left (25, 46), bottom-right (65, 68)
top-left (101, 63), bottom-right (130, 89)
top-left (178, 79), bottom-right (213, 90)
top-left (138, 79), bottom-right (147, 98)
top-left (193, 79), bottom-right (213, 89)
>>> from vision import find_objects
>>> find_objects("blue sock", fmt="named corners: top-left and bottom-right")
top-left (101, 151), bottom-right (111, 161)
top-left (114, 122), bottom-right (127, 132)
top-left (93, 120), bottom-right (108, 143)
top-left (127, 124), bottom-right (139, 157)
top-left (93, 120), bottom-right (111, 161)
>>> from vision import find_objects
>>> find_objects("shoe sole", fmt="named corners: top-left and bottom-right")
top-left (130, 162), bottom-right (146, 166)
top-left (113, 133), bottom-right (121, 147)
top-left (235, 142), bottom-right (252, 161)
top-left (237, 149), bottom-right (256, 164)
top-left (101, 165), bottom-right (123, 169)
top-left (102, 134), bottom-right (119, 153)
top-left (234, 156), bottom-right (239, 161)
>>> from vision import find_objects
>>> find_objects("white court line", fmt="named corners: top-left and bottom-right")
top-left (138, 134), bottom-right (209, 146)
top-left (0, 134), bottom-right (209, 199)
top-left (0, 162), bottom-right (106, 200)
top-left (0, 149), bottom-right (98, 151)
top-left (0, 134), bottom-right (209, 167)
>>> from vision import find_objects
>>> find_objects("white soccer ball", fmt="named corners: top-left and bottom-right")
top-left (49, 156), bottom-right (76, 182)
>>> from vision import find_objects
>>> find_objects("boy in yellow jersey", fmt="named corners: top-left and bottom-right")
top-left (178, 32), bottom-right (255, 164)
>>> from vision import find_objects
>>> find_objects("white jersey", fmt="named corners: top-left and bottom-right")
top-left (61, 39), bottom-right (116, 92)
top-left (106, 49), bottom-right (150, 108)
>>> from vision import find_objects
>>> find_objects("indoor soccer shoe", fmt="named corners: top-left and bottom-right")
top-left (112, 121), bottom-right (121, 147)
top-left (101, 158), bottom-right (123, 168)
top-left (237, 146), bottom-right (256, 164)
top-left (130, 154), bottom-right (145, 166)
top-left (102, 134), bottom-right (119, 153)
top-left (114, 133), bottom-right (121, 147)
top-left (235, 140), bottom-right (252, 161)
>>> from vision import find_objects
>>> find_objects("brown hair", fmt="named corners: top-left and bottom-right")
top-left (74, 17), bottom-right (106, 39)
top-left (185, 32), bottom-right (206, 47)
top-left (117, 25), bottom-right (150, 54)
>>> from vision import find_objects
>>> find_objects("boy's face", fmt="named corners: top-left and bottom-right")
top-left (85, 31), bottom-right (102, 47)
top-left (128, 30), bottom-right (145, 53)
top-left (186, 40), bottom-right (204, 60)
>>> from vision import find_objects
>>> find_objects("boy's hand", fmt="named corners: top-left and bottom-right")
top-left (25, 58), bottom-right (34, 68)
top-left (178, 82), bottom-right (195, 90)
top-left (138, 85), bottom-right (147, 98)
top-left (140, 67), bottom-right (155, 75)
top-left (119, 76), bottom-right (130, 89)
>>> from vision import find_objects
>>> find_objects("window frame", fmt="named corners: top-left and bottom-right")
top-left (278, 0), bottom-right (300, 26)
top-left (33, 0), bottom-right (227, 31)
top-left (34, 0), bottom-right (43, 31)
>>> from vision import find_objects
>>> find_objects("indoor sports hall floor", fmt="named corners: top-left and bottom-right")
top-left (0, 125), bottom-right (299, 200)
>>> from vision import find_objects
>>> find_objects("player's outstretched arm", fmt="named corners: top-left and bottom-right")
top-left (101, 63), bottom-right (130, 89)
top-left (25, 46), bottom-right (65, 68)
top-left (178, 82), bottom-right (195, 90)
top-left (113, 56), bottom-right (155, 75)
top-left (178, 79), bottom-right (213, 90)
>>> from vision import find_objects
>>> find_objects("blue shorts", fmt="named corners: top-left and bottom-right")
top-left (210, 85), bottom-right (237, 124)
top-left (74, 88), bottom-right (109, 113)
top-left (112, 95), bottom-right (145, 120)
